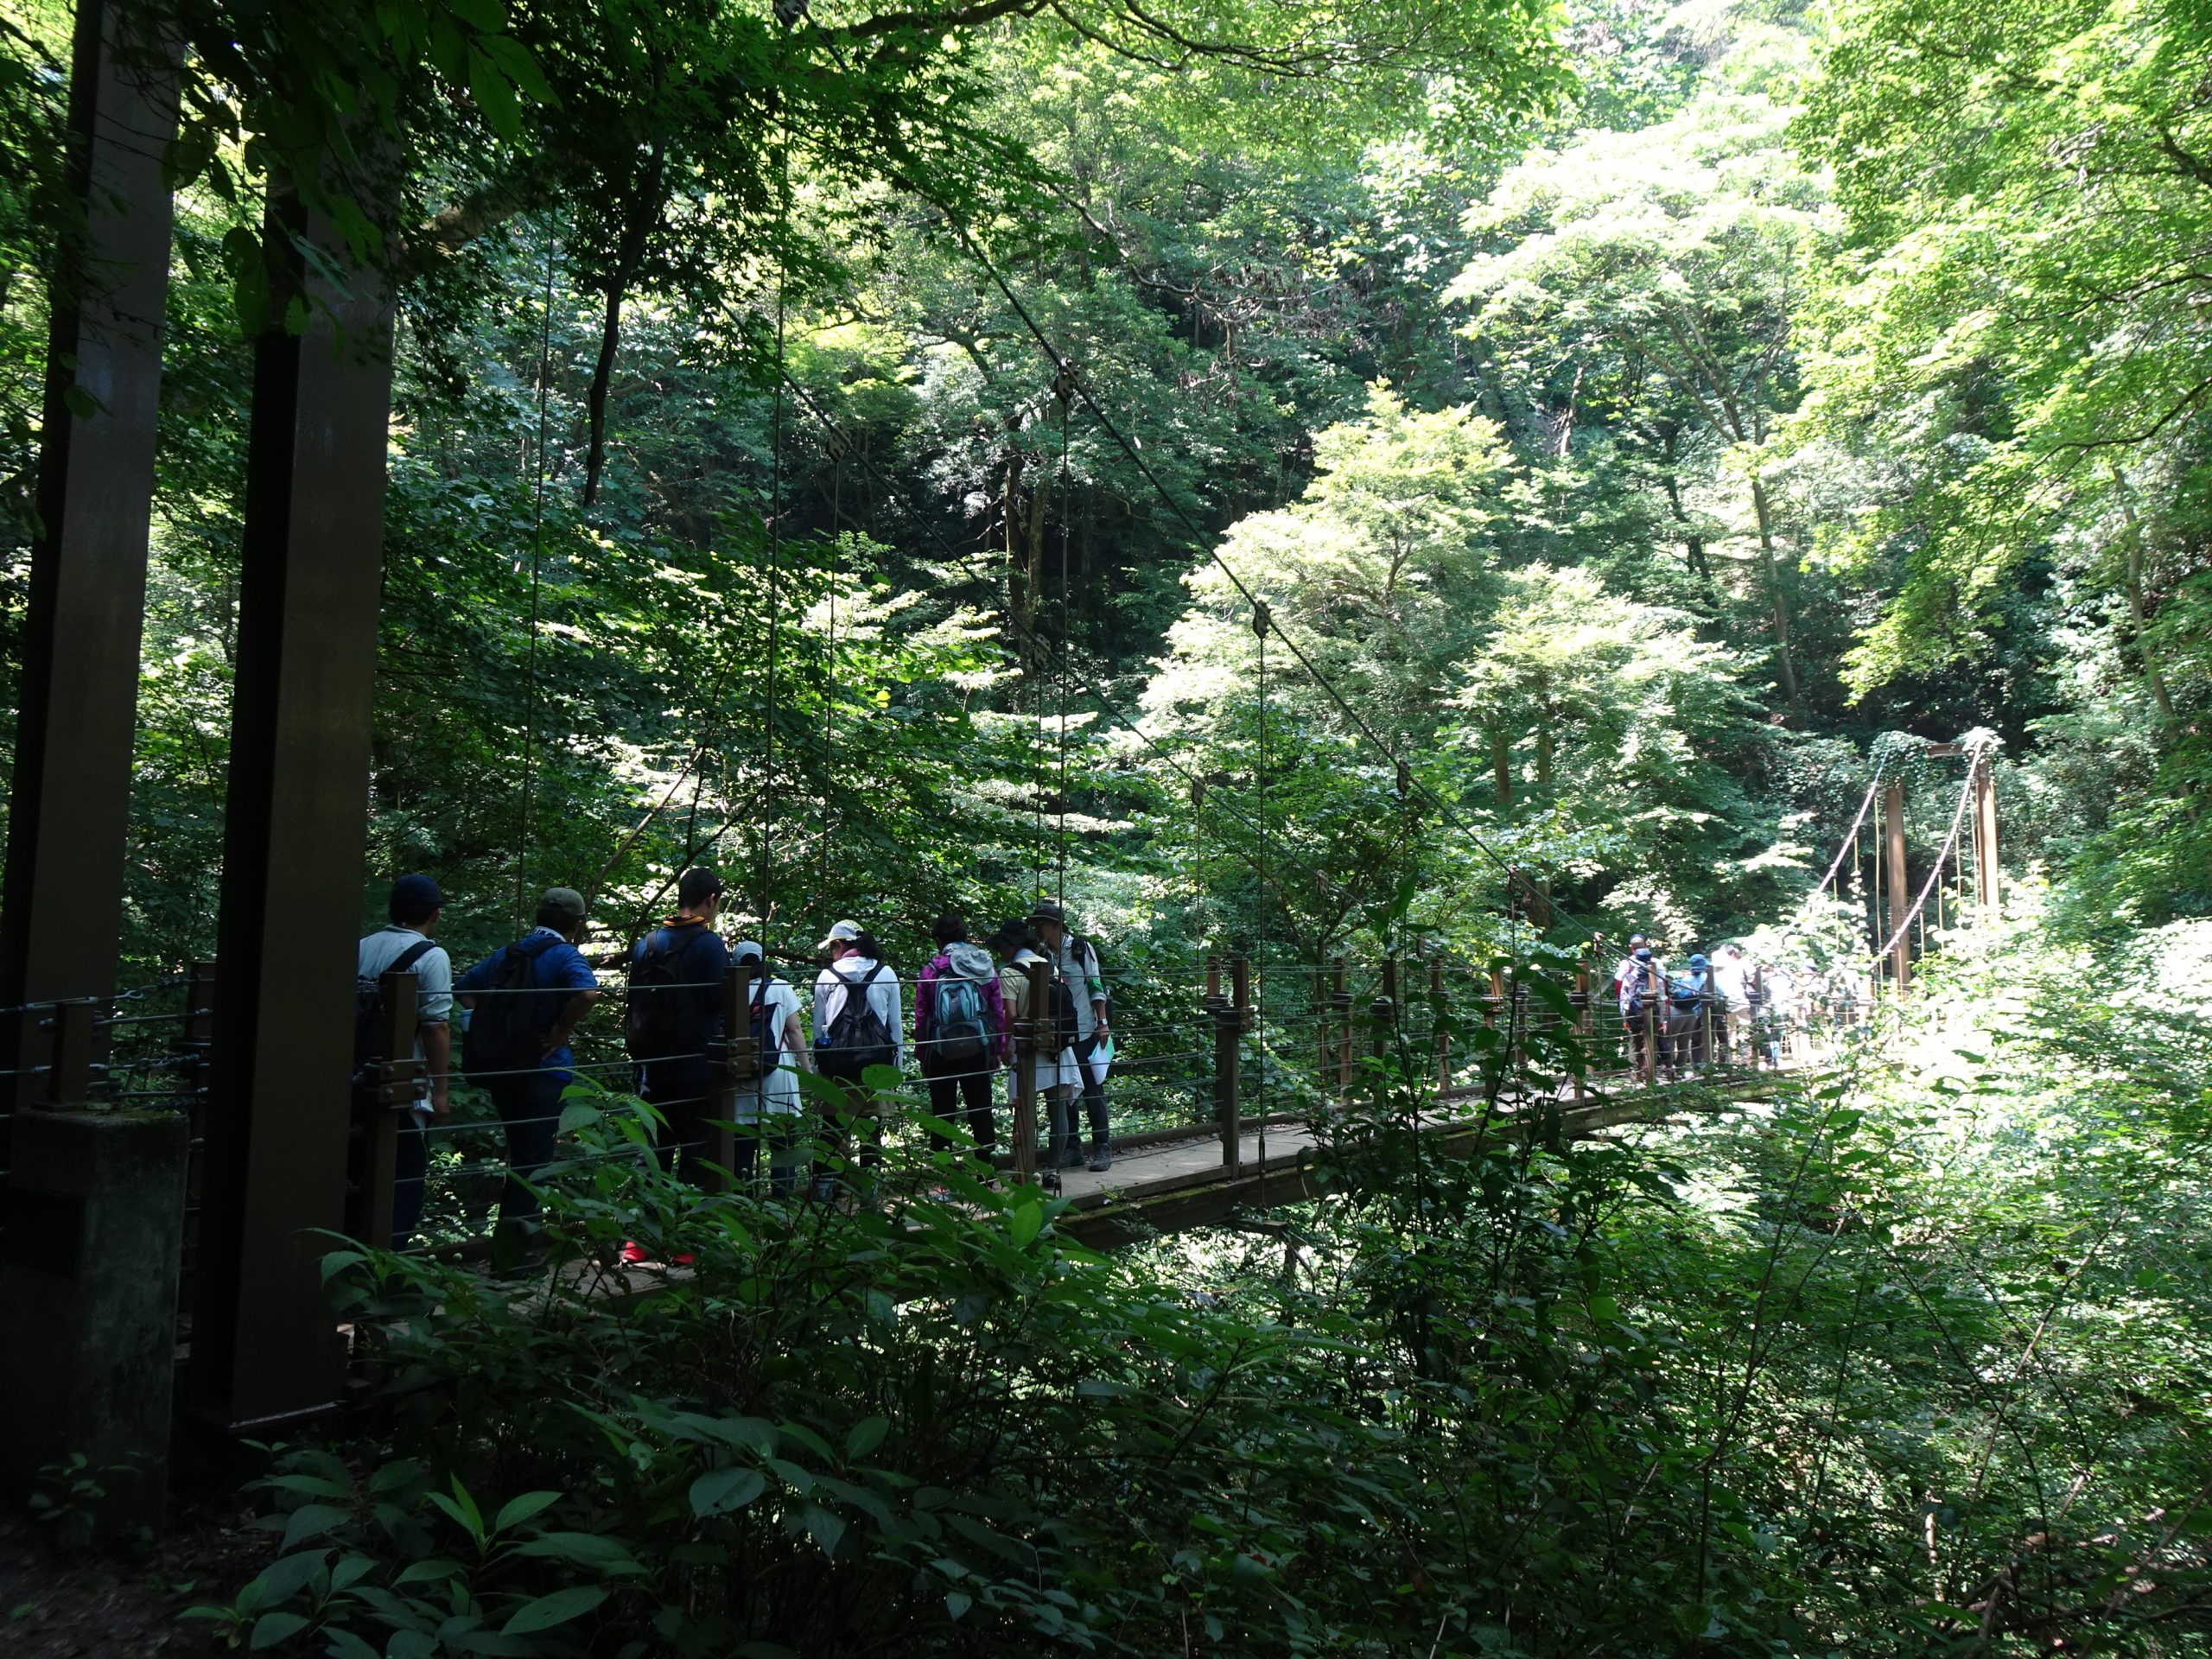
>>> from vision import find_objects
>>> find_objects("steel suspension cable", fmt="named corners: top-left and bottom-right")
top-left (516, 220), bottom-right (558, 930)
top-left (1873, 742), bottom-right (1982, 965)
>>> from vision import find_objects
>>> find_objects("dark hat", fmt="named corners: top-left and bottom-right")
top-left (1027, 899), bottom-right (1067, 926)
top-left (984, 918), bottom-right (1033, 956)
top-left (540, 886), bottom-right (587, 927)
top-left (391, 872), bottom-right (443, 912)
top-left (1688, 952), bottom-right (1709, 969)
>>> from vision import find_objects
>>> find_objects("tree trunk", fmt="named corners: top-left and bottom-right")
top-left (2109, 470), bottom-right (2178, 723)
top-left (1749, 476), bottom-right (1801, 712)
top-left (582, 144), bottom-right (665, 507)
top-left (1491, 730), bottom-right (1511, 812)
top-left (1660, 428), bottom-right (1708, 575)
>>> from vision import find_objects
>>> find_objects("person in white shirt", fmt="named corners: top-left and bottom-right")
top-left (1028, 900), bottom-right (1112, 1171)
top-left (356, 874), bottom-right (454, 1246)
top-left (730, 939), bottom-right (809, 1196)
top-left (810, 918), bottom-right (904, 1198)
top-left (1759, 960), bottom-right (1796, 1064)
top-left (1711, 944), bottom-right (1752, 1065)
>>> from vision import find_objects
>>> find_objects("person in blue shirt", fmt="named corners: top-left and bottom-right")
top-left (627, 866), bottom-right (731, 1191)
top-left (456, 886), bottom-right (602, 1226)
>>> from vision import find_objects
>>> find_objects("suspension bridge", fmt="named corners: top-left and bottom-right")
top-left (0, 2), bottom-right (2009, 1535)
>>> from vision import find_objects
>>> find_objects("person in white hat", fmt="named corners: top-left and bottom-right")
top-left (810, 919), bottom-right (903, 1196)
top-left (729, 938), bottom-right (809, 1194)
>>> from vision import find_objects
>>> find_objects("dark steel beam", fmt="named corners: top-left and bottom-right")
top-left (0, 3), bottom-right (177, 1117)
top-left (190, 194), bottom-right (394, 1427)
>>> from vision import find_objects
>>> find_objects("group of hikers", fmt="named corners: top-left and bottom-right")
top-left (1609, 933), bottom-right (1815, 1079)
top-left (355, 867), bottom-right (1116, 1249)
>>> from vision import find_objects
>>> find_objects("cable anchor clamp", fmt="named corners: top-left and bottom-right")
top-left (1250, 601), bottom-right (1270, 639)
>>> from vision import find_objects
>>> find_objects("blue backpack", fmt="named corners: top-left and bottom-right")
top-left (928, 974), bottom-right (990, 1064)
top-left (1669, 971), bottom-right (1710, 1011)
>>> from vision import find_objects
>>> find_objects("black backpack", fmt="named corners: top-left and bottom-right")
top-left (1045, 971), bottom-right (1081, 1052)
top-left (732, 976), bottom-right (783, 1083)
top-left (462, 934), bottom-right (558, 1084)
top-left (625, 925), bottom-right (710, 1062)
top-left (353, 938), bottom-right (435, 1087)
top-left (816, 962), bottom-right (896, 1082)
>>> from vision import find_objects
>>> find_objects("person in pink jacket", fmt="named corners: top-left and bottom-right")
top-left (914, 912), bottom-right (1007, 1179)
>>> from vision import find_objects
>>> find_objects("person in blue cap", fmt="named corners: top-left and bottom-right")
top-left (1667, 951), bottom-right (1719, 1072)
top-left (1614, 933), bottom-right (1666, 1081)
top-left (356, 874), bottom-right (454, 1245)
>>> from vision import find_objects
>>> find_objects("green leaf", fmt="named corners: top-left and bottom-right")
top-left (467, 48), bottom-right (522, 142)
top-left (1008, 1201), bottom-right (1043, 1249)
top-left (249, 1611), bottom-right (312, 1649)
top-left (689, 1467), bottom-right (766, 1517)
top-left (492, 1491), bottom-right (561, 1534)
top-left (844, 1417), bottom-right (889, 1460)
top-left (945, 1591), bottom-right (972, 1620)
top-left (795, 1503), bottom-right (845, 1558)
top-left (281, 1505), bottom-right (352, 1552)
top-left (512, 1534), bottom-right (642, 1573)
top-left (499, 1586), bottom-right (606, 1636)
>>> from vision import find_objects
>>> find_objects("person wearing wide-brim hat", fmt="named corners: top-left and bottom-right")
top-left (984, 918), bottom-right (1078, 1167)
top-left (1022, 900), bottom-right (1111, 1171)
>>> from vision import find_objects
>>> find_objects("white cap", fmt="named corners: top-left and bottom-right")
top-left (816, 918), bottom-right (861, 952)
top-left (731, 939), bottom-right (765, 964)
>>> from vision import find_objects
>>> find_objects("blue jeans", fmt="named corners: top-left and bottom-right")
top-left (486, 1071), bottom-right (566, 1224)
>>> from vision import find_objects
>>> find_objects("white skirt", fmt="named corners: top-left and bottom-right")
top-left (1009, 1046), bottom-right (1078, 1103)
top-left (733, 1064), bottom-right (803, 1122)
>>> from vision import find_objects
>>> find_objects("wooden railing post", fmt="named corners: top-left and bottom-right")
top-left (709, 962), bottom-right (751, 1191)
top-left (350, 969), bottom-right (421, 1251)
top-left (1567, 949), bottom-right (1591, 1103)
top-left (1885, 778), bottom-right (1911, 995)
top-left (1430, 957), bottom-right (1448, 1090)
top-left (1216, 957), bottom-right (1250, 1171)
top-left (1014, 958), bottom-right (1047, 1184)
top-left (1370, 956), bottom-right (1396, 1066)
top-left (1332, 957), bottom-right (1351, 1104)
top-left (179, 961), bottom-right (217, 1306)
top-left (40, 1000), bottom-right (95, 1109)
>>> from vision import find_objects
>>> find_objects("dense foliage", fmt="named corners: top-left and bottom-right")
top-left (5, 0), bottom-right (2212, 1648)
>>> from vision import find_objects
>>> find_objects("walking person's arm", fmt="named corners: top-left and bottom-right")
top-left (1084, 943), bottom-right (1109, 1036)
top-left (540, 988), bottom-right (602, 1060)
top-left (423, 1020), bottom-right (452, 1116)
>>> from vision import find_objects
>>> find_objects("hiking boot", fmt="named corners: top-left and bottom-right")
top-left (1087, 1141), bottom-right (1111, 1173)
top-left (1058, 1140), bottom-right (1085, 1169)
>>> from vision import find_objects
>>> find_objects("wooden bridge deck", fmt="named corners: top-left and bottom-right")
top-left (1055, 1062), bottom-right (1824, 1248)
